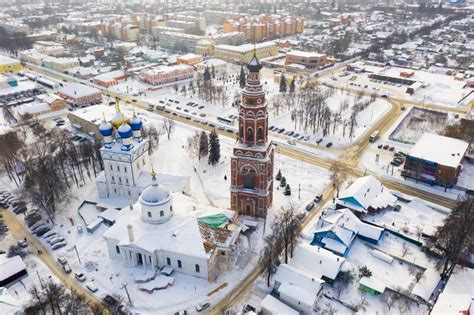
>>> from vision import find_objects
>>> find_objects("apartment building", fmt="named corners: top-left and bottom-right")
top-left (223, 15), bottom-right (304, 42)
top-left (139, 64), bottom-right (194, 86)
top-left (213, 41), bottom-right (278, 64)
top-left (285, 50), bottom-right (328, 69)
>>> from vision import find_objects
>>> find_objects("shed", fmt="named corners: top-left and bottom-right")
top-left (359, 276), bottom-right (386, 295)
top-left (260, 295), bottom-right (299, 315)
top-left (0, 256), bottom-right (27, 287)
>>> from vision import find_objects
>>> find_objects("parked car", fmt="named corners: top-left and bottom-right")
top-left (326, 142), bottom-right (333, 148)
top-left (35, 226), bottom-right (51, 236)
top-left (316, 138), bottom-right (323, 144)
top-left (86, 283), bottom-right (98, 293)
top-left (305, 202), bottom-right (315, 211)
top-left (62, 263), bottom-right (72, 274)
top-left (75, 273), bottom-right (87, 282)
top-left (51, 241), bottom-right (67, 250)
top-left (383, 144), bottom-right (389, 150)
top-left (43, 230), bottom-right (57, 239)
top-left (314, 194), bottom-right (323, 203)
top-left (287, 140), bottom-right (296, 145)
top-left (57, 256), bottom-right (68, 265)
top-left (377, 144), bottom-right (383, 149)
top-left (389, 146), bottom-right (395, 152)
top-left (49, 237), bottom-right (65, 246)
top-left (195, 303), bottom-right (210, 312)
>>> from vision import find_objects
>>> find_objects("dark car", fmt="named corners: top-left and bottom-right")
top-left (383, 144), bottom-right (389, 150)
top-left (314, 194), bottom-right (322, 203)
top-left (326, 142), bottom-right (333, 148)
top-left (316, 138), bottom-right (323, 144)
top-left (305, 202), bottom-right (315, 211)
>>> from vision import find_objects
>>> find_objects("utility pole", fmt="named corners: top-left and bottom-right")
top-left (73, 245), bottom-right (81, 265)
top-left (298, 184), bottom-right (301, 200)
top-left (122, 282), bottom-right (133, 306)
top-left (36, 270), bottom-right (44, 288)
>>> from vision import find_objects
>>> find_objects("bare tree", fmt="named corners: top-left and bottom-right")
top-left (330, 161), bottom-right (346, 198)
top-left (187, 131), bottom-right (201, 160)
top-left (162, 118), bottom-right (175, 140)
top-left (434, 197), bottom-right (474, 278)
top-left (382, 291), bottom-right (401, 312)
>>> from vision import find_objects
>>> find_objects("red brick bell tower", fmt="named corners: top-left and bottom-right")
top-left (230, 50), bottom-right (274, 218)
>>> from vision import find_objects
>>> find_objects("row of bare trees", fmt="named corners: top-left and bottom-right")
top-left (273, 82), bottom-right (376, 139)
top-left (260, 204), bottom-right (304, 286)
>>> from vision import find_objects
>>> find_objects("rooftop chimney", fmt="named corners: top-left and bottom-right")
top-left (127, 224), bottom-right (134, 242)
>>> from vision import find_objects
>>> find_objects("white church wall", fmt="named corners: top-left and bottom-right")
top-left (157, 249), bottom-right (209, 280)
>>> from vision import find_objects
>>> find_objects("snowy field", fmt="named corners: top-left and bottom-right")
top-left (0, 103), bottom-right (331, 313)
top-left (389, 107), bottom-right (454, 144)
top-left (325, 65), bottom-right (474, 109)
top-left (269, 88), bottom-right (391, 147)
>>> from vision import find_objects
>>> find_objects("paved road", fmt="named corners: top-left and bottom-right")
top-left (1, 208), bottom-right (106, 312)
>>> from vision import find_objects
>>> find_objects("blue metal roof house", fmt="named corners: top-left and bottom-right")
top-left (311, 209), bottom-right (384, 257)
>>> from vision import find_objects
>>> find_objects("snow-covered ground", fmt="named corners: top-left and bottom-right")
top-left (269, 89), bottom-right (391, 147)
top-left (324, 66), bottom-right (474, 109)
top-left (1, 103), bottom-right (331, 314)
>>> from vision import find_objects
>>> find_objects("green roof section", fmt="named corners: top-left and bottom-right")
top-left (198, 213), bottom-right (229, 228)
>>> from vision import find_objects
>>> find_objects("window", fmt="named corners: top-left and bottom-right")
top-left (246, 128), bottom-right (253, 142)
top-left (117, 165), bottom-right (120, 171)
top-left (257, 127), bottom-right (263, 141)
top-left (124, 166), bottom-right (127, 173)
top-left (112, 176), bottom-right (115, 182)
top-left (149, 256), bottom-right (152, 264)
top-left (115, 246), bottom-right (120, 254)
top-left (195, 264), bottom-right (200, 273)
top-left (119, 177), bottom-right (122, 183)
top-left (128, 191), bottom-right (131, 196)
top-left (148, 211), bottom-right (152, 218)
top-left (170, 206), bottom-right (173, 212)
top-left (177, 260), bottom-right (182, 268)
top-left (114, 188), bottom-right (117, 193)
top-left (109, 165), bottom-right (113, 170)
top-left (166, 257), bottom-right (171, 265)
top-left (242, 167), bottom-right (256, 189)
top-left (126, 178), bottom-right (129, 184)
top-left (160, 210), bottom-right (164, 217)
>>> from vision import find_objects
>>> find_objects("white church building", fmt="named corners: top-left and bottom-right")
top-left (103, 170), bottom-right (241, 281)
top-left (95, 105), bottom-right (189, 202)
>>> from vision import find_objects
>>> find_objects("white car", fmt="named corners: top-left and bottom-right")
top-left (43, 230), bottom-right (58, 238)
top-left (49, 237), bottom-right (65, 246)
top-left (75, 273), bottom-right (86, 282)
top-left (86, 283), bottom-right (98, 293)
top-left (51, 241), bottom-right (67, 250)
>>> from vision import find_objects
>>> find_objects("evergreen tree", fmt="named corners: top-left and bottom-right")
top-left (279, 75), bottom-right (287, 93)
top-left (239, 65), bottom-right (246, 88)
top-left (208, 130), bottom-right (221, 165)
top-left (199, 131), bottom-right (209, 159)
top-left (280, 176), bottom-right (286, 187)
top-left (203, 66), bottom-right (211, 81)
top-left (276, 169), bottom-right (282, 181)
top-left (289, 77), bottom-right (296, 93)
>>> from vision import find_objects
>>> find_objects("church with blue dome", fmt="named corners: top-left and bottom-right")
top-left (95, 102), bottom-right (151, 202)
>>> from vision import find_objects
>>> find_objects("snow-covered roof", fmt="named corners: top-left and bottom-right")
top-left (0, 55), bottom-right (20, 66)
top-left (409, 133), bottom-right (469, 168)
top-left (278, 282), bottom-right (318, 307)
top-left (291, 243), bottom-right (345, 280)
top-left (431, 293), bottom-right (472, 315)
top-left (412, 268), bottom-right (441, 302)
top-left (99, 208), bottom-right (120, 223)
top-left (338, 176), bottom-right (397, 212)
top-left (359, 276), bottom-right (386, 293)
top-left (0, 256), bottom-right (26, 281)
top-left (260, 294), bottom-right (299, 315)
top-left (274, 263), bottom-right (324, 292)
top-left (104, 193), bottom-right (238, 259)
top-left (287, 50), bottom-right (326, 58)
top-left (321, 209), bottom-right (384, 241)
top-left (59, 83), bottom-right (101, 98)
